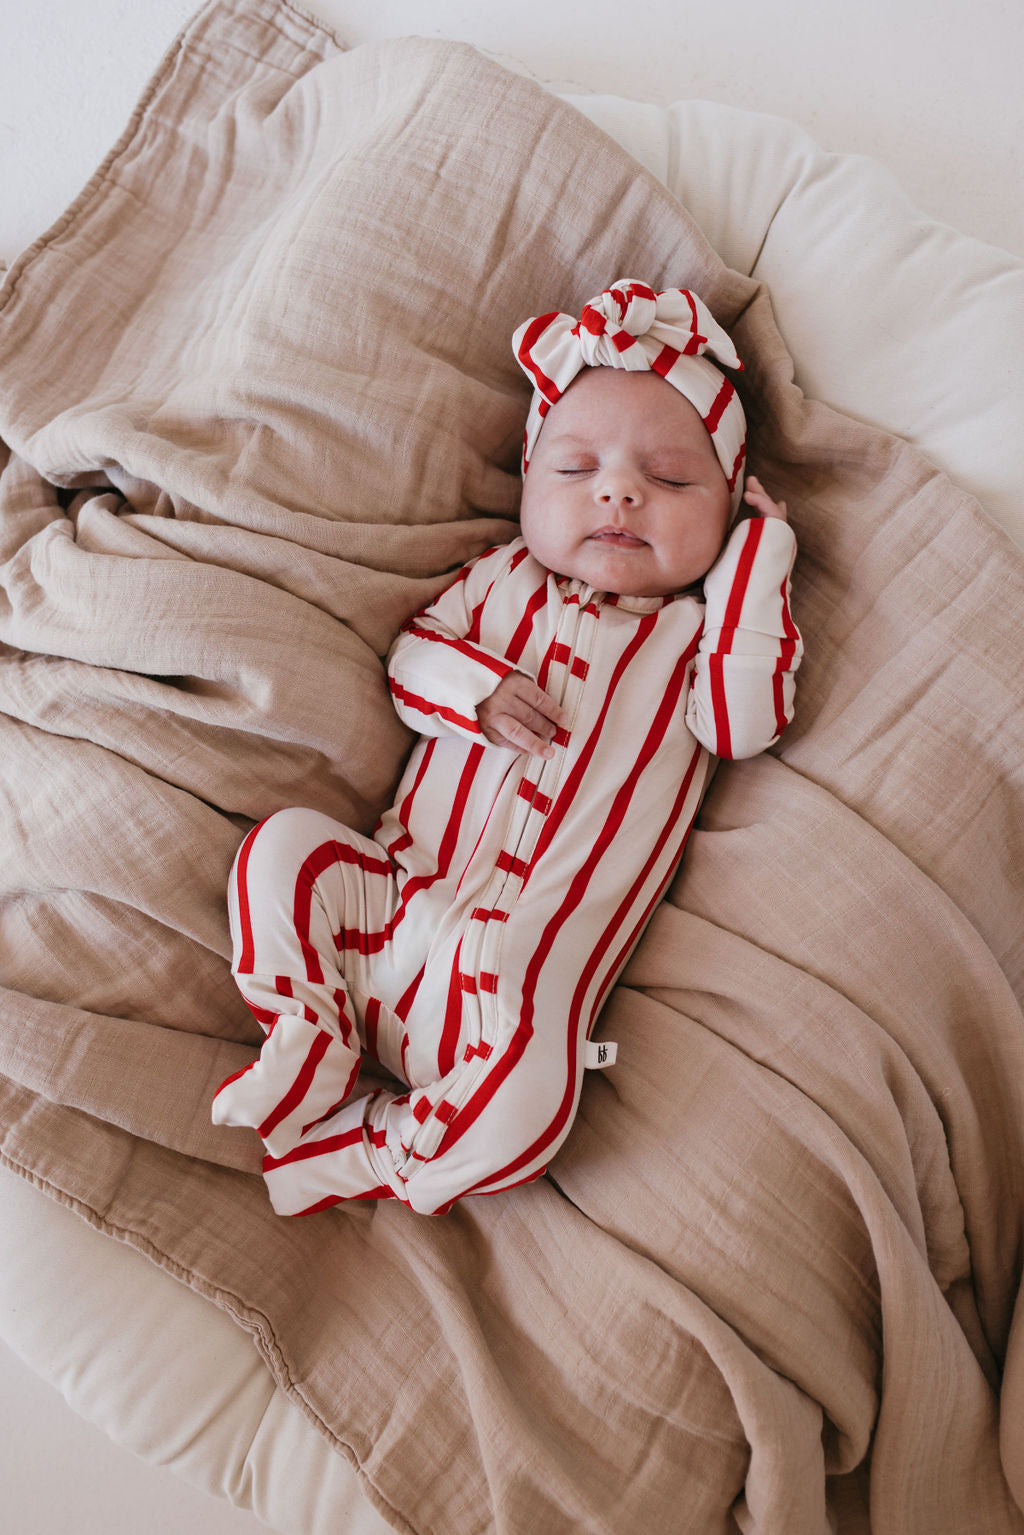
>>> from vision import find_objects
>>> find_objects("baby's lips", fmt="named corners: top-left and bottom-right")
top-left (589, 527), bottom-right (647, 547)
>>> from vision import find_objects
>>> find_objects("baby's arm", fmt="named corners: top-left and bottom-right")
top-left (389, 540), bottom-right (565, 756)
top-left (387, 543), bottom-right (520, 741)
top-left (686, 480), bottom-right (802, 759)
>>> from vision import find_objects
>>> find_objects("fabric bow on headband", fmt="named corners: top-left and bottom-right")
top-left (512, 279), bottom-right (747, 516)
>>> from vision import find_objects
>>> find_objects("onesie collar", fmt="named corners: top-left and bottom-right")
top-left (604, 591), bottom-right (682, 614)
top-left (552, 576), bottom-right (683, 614)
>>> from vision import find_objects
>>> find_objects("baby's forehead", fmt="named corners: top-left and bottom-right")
top-left (539, 366), bottom-right (711, 450)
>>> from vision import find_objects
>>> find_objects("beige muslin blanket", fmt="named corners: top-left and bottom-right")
top-left (1, 3), bottom-right (1023, 1530)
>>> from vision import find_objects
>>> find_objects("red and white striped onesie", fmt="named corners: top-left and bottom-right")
top-left (213, 517), bottom-right (801, 1215)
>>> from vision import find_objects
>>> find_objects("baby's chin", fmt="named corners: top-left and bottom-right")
top-left (549, 548), bottom-right (709, 598)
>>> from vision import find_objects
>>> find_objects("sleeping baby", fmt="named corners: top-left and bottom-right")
top-left (212, 279), bottom-right (802, 1216)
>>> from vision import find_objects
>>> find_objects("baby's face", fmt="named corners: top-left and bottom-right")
top-left (519, 368), bottom-right (732, 596)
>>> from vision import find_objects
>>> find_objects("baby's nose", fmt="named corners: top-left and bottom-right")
top-left (596, 470), bottom-right (642, 507)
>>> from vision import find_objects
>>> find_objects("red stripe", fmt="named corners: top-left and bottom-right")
top-left (232, 820), bottom-right (267, 976)
top-left (385, 738), bottom-right (434, 861)
top-left (504, 576), bottom-right (550, 666)
top-left (263, 1124), bottom-right (365, 1170)
top-left (464, 543), bottom-right (531, 646)
top-left (722, 520), bottom-right (764, 633)
top-left (292, 840), bottom-right (394, 987)
top-left (275, 973), bottom-right (317, 1026)
top-left (299, 1058), bottom-right (361, 1138)
top-left (364, 996), bottom-right (381, 1059)
top-left (681, 290), bottom-right (707, 353)
top-left (335, 922), bottom-right (390, 956)
top-left (256, 1028), bottom-right (335, 1142)
top-left (403, 621), bottom-right (513, 680)
top-left (399, 560), bottom-right (473, 634)
top-left (517, 779), bottom-right (552, 815)
top-left (453, 751), bottom-right (519, 901)
top-left (537, 632), bottom-right (558, 693)
top-left (707, 654), bottom-right (731, 760)
top-left (517, 313), bottom-right (564, 398)
top-left (465, 595), bottom-right (487, 645)
top-left (707, 519), bottom-right (764, 756)
top-left (287, 1183), bottom-right (398, 1215)
top-left (462, 556), bottom-right (508, 646)
top-left (728, 441), bottom-right (746, 491)
top-left (704, 376), bottom-right (735, 434)
top-left (651, 343), bottom-right (681, 377)
top-left (244, 997), bottom-right (278, 1033)
top-left (549, 641), bottom-right (588, 680)
top-left (213, 1059), bottom-right (256, 1098)
top-left (389, 679), bottom-right (481, 734)
top-left (395, 963), bottom-right (425, 1022)
top-left (437, 928), bottom-right (468, 1075)
top-left (771, 572), bottom-right (800, 738)
top-left (393, 748), bottom-right (482, 912)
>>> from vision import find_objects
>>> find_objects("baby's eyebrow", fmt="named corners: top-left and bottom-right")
top-left (647, 453), bottom-right (706, 471)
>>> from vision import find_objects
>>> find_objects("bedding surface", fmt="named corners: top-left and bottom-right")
top-left (1, 2), bottom-right (1023, 1531)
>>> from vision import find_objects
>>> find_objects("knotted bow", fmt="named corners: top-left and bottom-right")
top-left (512, 279), bottom-right (747, 514)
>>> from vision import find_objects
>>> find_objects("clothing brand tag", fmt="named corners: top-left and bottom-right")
top-left (584, 1040), bottom-right (617, 1069)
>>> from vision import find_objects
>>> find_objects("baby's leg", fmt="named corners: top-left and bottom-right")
top-left (212, 806), bottom-right (397, 1157)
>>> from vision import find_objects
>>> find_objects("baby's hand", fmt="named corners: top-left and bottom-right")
top-left (477, 672), bottom-right (567, 758)
top-left (743, 475), bottom-right (788, 521)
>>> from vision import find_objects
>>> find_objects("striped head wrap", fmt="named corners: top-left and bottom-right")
top-left (512, 279), bottom-right (747, 516)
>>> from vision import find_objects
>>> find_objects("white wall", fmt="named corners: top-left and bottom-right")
top-left (1, 0), bottom-right (1021, 268)
top-left (330, 0), bottom-right (1024, 258)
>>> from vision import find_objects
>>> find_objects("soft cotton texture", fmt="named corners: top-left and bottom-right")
top-left (1, 2), bottom-right (1023, 1531)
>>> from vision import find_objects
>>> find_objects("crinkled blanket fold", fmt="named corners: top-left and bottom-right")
top-left (1, 2), bottom-right (1023, 1531)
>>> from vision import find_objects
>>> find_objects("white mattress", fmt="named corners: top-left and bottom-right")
top-left (1, 3), bottom-right (1022, 1532)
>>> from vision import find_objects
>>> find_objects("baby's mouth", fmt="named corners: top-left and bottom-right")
top-left (589, 527), bottom-right (647, 548)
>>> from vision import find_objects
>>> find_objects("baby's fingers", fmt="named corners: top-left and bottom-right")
top-left (484, 710), bottom-right (558, 758)
top-left (743, 475), bottom-right (788, 521)
top-left (507, 674), bottom-right (567, 730)
top-left (477, 672), bottom-right (567, 757)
